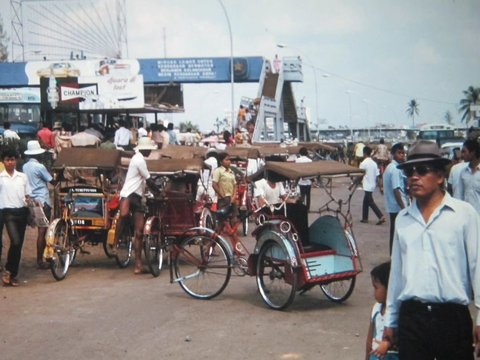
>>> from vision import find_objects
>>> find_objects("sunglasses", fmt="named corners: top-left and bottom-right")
top-left (403, 164), bottom-right (436, 177)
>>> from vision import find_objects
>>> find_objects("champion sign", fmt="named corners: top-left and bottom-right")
top-left (61, 85), bottom-right (97, 101)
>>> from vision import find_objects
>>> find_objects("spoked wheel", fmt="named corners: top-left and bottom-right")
top-left (143, 233), bottom-right (164, 277)
top-left (320, 277), bottom-right (356, 303)
top-left (174, 234), bottom-right (231, 299)
top-left (199, 207), bottom-right (215, 231)
top-left (240, 210), bottom-right (249, 236)
top-left (256, 241), bottom-right (297, 310)
top-left (50, 221), bottom-right (76, 281)
top-left (115, 218), bottom-right (133, 268)
top-left (103, 230), bottom-right (115, 258)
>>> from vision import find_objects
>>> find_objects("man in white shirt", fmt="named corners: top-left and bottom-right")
top-left (384, 140), bottom-right (480, 359)
top-left (114, 120), bottom-right (133, 150)
top-left (295, 147), bottom-right (313, 210)
top-left (357, 146), bottom-right (385, 225)
top-left (2, 121), bottom-right (20, 142)
top-left (457, 138), bottom-right (480, 212)
top-left (116, 137), bottom-right (158, 274)
top-left (0, 148), bottom-right (32, 286)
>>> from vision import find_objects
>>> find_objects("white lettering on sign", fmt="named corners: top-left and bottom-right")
top-left (156, 59), bottom-right (217, 80)
top-left (61, 85), bottom-right (97, 101)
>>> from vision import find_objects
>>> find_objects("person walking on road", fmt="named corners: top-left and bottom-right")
top-left (382, 143), bottom-right (407, 253)
top-left (0, 147), bottom-right (31, 286)
top-left (22, 140), bottom-right (53, 270)
top-left (295, 147), bottom-right (313, 211)
top-left (384, 140), bottom-right (480, 359)
top-left (457, 138), bottom-right (480, 213)
top-left (356, 146), bottom-right (385, 225)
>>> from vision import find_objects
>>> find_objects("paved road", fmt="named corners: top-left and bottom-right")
top-left (0, 183), bottom-right (391, 360)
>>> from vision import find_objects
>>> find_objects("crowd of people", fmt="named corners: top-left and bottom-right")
top-left (2, 118), bottom-right (480, 358)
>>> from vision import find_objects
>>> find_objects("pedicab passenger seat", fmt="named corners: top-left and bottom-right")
top-left (301, 215), bottom-right (342, 255)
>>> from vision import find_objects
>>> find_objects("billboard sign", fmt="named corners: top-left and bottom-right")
top-left (0, 87), bottom-right (40, 103)
top-left (40, 74), bottom-right (144, 111)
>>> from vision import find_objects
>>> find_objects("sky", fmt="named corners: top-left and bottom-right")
top-left (1, 0), bottom-right (480, 132)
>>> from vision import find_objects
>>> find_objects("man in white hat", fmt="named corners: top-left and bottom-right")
top-left (22, 140), bottom-right (53, 269)
top-left (115, 137), bottom-right (158, 274)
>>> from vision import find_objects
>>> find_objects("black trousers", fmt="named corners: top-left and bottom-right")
top-left (398, 300), bottom-right (473, 360)
top-left (0, 210), bottom-right (4, 263)
top-left (299, 184), bottom-right (311, 211)
top-left (389, 212), bottom-right (398, 255)
top-left (362, 191), bottom-right (383, 220)
top-left (2, 207), bottom-right (29, 277)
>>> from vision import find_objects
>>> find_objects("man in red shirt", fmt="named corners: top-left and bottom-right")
top-left (37, 122), bottom-right (54, 149)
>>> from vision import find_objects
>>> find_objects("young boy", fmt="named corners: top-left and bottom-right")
top-left (366, 262), bottom-right (398, 360)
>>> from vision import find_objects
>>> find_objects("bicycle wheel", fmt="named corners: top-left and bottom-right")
top-left (50, 220), bottom-right (75, 281)
top-left (256, 241), bottom-right (297, 310)
top-left (143, 233), bottom-right (164, 277)
top-left (174, 233), bottom-right (231, 299)
top-left (240, 209), bottom-right (249, 236)
top-left (320, 277), bottom-right (356, 303)
top-left (115, 217), bottom-right (133, 268)
top-left (198, 207), bottom-right (215, 231)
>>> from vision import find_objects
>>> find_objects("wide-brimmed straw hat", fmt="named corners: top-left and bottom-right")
top-left (24, 140), bottom-right (46, 155)
top-left (397, 140), bottom-right (450, 169)
top-left (134, 137), bottom-right (157, 151)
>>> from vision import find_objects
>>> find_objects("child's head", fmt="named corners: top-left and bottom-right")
top-left (370, 261), bottom-right (390, 304)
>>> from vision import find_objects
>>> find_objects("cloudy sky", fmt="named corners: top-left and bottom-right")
top-left (2, 0), bottom-right (480, 132)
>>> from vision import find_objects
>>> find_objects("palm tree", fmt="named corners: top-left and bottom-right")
top-left (458, 86), bottom-right (480, 123)
top-left (444, 110), bottom-right (453, 125)
top-left (406, 99), bottom-right (419, 128)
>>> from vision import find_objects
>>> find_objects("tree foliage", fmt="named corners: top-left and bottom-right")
top-left (458, 86), bottom-right (480, 123)
top-left (0, 14), bottom-right (8, 62)
top-left (406, 99), bottom-right (419, 127)
top-left (178, 121), bottom-right (199, 133)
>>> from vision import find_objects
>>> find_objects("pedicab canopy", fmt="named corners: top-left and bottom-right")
top-left (145, 157), bottom-right (205, 175)
top-left (53, 148), bottom-right (122, 170)
top-left (149, 145), bottom-right (208, 159)
top-left (225, 147), bottom-right (260, 160)
top-left (249, 160), bottom-right (364, 183)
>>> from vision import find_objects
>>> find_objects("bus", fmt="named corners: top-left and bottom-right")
top-left (0, 87), bottom-right (41, 139)
top-left (416, 123), bottom-right (456, 144)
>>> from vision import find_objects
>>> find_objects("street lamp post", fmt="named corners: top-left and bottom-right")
top-left (363, 98), bottom-right (370, 141)
top-left (346, 90), bottom-right (353, 140)
top-left (217, 0), bottom-right (235, 135)
top-left (276, 43), bottom-right (319, 130)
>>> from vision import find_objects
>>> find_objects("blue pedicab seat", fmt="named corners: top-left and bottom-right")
top-left (301, 215), bottom-right (358, 280)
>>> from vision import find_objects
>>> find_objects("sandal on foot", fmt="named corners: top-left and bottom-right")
top-left (376, 218), bottom-right (386, 225)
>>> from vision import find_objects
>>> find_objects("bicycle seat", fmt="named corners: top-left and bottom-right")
top-left (215, 204), bottom-right (233, 221)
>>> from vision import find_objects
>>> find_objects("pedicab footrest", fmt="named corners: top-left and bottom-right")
top-left (301, 252), bottom-right (356, 281)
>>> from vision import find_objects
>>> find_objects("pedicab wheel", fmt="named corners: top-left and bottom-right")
top-left (115, 220), bottom-right (133, 268)
top-left (174, 233), bottom-right (231, 300)
top-left (320, 277), bottom-right (356, 303)
top-left (50, 220), bottom-right (75, 281)
top-left (199, 207), bottom-right (215, 231)
top-left (103, 238), bottom-right (115, 258)
top-left (240, 210), bottom-right (249, 236)
top-left (256, 241), bottom-right (297, 310)
top-left (143, 233), bottom-right (164, 277)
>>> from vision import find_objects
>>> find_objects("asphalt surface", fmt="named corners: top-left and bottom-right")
top-left (0, 181), bottom-right (392, 360)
